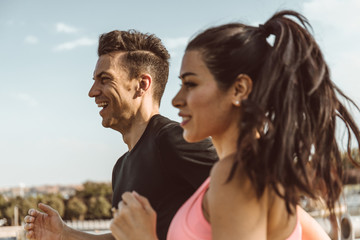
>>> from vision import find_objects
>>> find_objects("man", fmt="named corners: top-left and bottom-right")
top-left (24, 30), bottom-right (218, 240)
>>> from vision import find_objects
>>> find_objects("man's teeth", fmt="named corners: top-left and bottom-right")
top-left (182, 117), bottom-right (190, 121)
top-left (97, 102), bottom-right (108, 107)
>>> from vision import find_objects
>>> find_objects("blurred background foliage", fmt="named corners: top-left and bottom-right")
top-left (0, 149), bottom-right (359, 226)
top-left (0, 181), bottom-right (112, 226)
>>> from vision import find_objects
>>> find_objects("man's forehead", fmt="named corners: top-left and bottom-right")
top-left (93, 52), bottom-right (126, 76)
top-left (98, 52), bottom-right (125, 65)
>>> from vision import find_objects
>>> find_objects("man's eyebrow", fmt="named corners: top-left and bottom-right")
top-left (179, 72), bottom-right (196, 79)
top-left (93, 71), bottom-right (112, 80)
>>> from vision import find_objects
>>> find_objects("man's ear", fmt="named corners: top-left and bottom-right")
top-left (137, 74), bottom-right (152, 96)
top-left (232, 74), bottom-right (253, 107)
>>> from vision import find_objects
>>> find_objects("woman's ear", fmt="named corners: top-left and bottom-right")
top-left (232, 74), bottom-right (253, 107)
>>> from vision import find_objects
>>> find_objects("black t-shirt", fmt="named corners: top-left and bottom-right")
top-left (112, 114), bottom-right (218, 240)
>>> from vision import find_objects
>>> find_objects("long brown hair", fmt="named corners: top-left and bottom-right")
top-left (186, 10), bottom-right (360, 221)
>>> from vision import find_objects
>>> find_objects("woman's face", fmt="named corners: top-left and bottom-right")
top-left (172, 50), bottom-right (237, 143)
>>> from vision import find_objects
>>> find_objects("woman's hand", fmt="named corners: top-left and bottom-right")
top-left (110, 191), bottom-right (158, 240)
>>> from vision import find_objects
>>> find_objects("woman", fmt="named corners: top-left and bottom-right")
top-left (110, 10), bottom-right (360, 240)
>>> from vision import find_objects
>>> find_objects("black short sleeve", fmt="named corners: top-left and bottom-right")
top-left (111, 114), bottom-right (217, 240)
top-left (156, 122), bottom-right (218, 189)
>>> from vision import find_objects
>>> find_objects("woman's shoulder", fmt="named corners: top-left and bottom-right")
top-left (210, 154), bottom-right (235, 178)
top-left (206, 154), bottom-right (269, 239)
top-left (209, 154), bottom-right (260, 202)
top-left (210, 154), bottom-right (248, 187)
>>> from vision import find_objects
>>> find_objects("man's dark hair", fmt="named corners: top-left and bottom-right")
top-left (98, 30), bottom-right (170, 105)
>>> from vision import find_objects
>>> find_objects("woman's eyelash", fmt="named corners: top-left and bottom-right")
top-left (182, 81), bottom-right (197, 88)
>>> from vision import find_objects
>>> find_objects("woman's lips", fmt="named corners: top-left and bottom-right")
top-left (180, 116), bottom-right (191, 127)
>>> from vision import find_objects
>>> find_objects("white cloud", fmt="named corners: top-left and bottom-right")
top-left (331, 52), bottom-right (360, 101)
top-left (303, 0), bottom-right (360, 34)
top-left (163, 37), bottom-right (189, 50)
top-left (53, 37), bottom-right (97, 51)
top-left (12, 93), bottom-right (39, 107)
top-left (56, 22), bottom-right (78, 34)
top-left (24, 35), bottom-right (39, 44)
top-left (302, 0), bottom-right (360, 105)
top-left (5, 20), bottom-right (14, 25)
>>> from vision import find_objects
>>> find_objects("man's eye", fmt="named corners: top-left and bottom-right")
top-left (101, 78), bottom-right (111, 83)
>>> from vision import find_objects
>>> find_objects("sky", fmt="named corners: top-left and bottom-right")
top-left (0, 0), bottom-right (359, 189)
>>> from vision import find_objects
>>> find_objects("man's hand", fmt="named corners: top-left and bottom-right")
top-left (24, 203), bottom-right (66, 240)
top-left (110, 191), bottom-right (158, 240)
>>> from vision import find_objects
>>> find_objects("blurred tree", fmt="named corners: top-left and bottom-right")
top-left (2, 196), bottom-right (37, 226)
top-left (87, 196), bottom-right (112, 219)
top-left (3, 203), bottom-right (14, 225)
top-left (65, 197), bottom-right (87, 220)
top-left (0, 194), bottom-right (6, 207)
top-left (0, 194), bottom-right (10, 225)
top-left (341, 148), bottom-right (359, 169)
top-left (43, 194), bottom-right (65, 217)
top-left (18, 197), bottom-right (37, 217)
top-left (341, 148), bottom-right (360, 184)
top-left (0, 181), bottom-right (113, 222)
top-left (76, 181), bottom-right (112, 201)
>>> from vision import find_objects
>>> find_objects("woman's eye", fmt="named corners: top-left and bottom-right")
top-left (183, 81), bottom-right (197, 88)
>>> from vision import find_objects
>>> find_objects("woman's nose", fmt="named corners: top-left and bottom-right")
top-left (172, 89), bottom-right (185, 108)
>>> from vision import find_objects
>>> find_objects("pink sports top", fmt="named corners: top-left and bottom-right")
top-left (167, 177), bottom-right (302, 240)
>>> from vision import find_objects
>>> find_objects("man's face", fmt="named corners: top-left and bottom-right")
top-left (89, 52), bottom-right (138, 131)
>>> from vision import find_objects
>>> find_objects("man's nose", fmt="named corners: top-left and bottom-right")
top-left (89, 83), bottom-right (101, 98)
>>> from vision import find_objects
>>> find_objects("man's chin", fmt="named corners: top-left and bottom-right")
top-left (101, 120), bottom-right (111, 128)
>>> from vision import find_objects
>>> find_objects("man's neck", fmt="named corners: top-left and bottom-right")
top-left (122, 108), bottom-right (159, 151)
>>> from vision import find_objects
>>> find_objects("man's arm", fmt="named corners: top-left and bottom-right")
top-left (62, 227), bottom-right (114, 240)
top-left (24, 203), bottom-right (115, 240)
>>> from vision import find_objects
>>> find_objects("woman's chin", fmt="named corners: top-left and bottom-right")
top-left (183, 132), bottom-right (206, 143)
